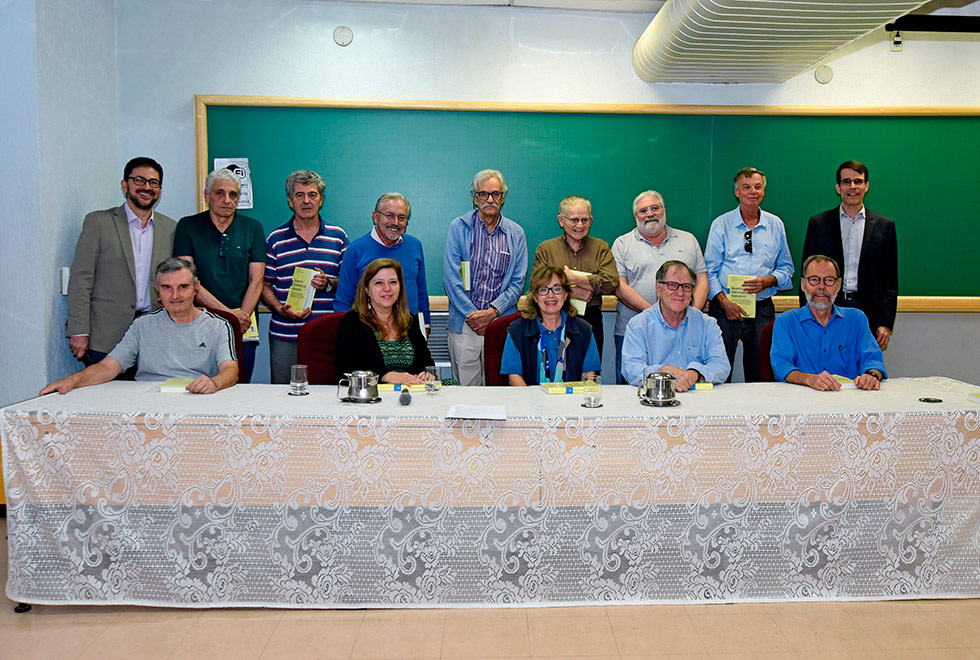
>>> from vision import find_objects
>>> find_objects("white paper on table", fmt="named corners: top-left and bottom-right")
top-left (446, 404), bottom-right (506, 420)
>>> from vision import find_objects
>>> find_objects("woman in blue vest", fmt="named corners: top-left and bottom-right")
top-left (499, 266), bottom-right (601, 386)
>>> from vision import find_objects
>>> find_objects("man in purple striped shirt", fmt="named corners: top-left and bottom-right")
top-left (261, 170), bottom-right (349, 384)
top-left (443, 169), bottom-right (527, 385)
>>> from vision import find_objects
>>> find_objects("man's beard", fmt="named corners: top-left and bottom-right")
top-left (805, 288), bottom-right (837, 311)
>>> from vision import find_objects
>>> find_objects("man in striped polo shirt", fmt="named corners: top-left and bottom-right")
top-left (443, 169), bottom-right (527, 386)
top-left (261, 170), bottom-right (349, 384)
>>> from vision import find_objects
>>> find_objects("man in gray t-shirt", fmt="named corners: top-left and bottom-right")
top-left (42, 258), bottom-right (238, 395)
top-left (612, 190), bottom-right (707, 383)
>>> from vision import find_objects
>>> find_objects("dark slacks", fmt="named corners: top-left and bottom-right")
top-left (708, 297), bottom-right (775, 383)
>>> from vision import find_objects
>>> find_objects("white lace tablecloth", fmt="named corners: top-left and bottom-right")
top-left (3, 377), bottom-right (979, 607)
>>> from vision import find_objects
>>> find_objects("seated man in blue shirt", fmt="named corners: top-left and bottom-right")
top-left (771, 254), bottom-right (886, 391)
top-left (621, 260), bottom-right (730, 389)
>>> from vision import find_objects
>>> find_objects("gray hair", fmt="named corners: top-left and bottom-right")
top-left (374, 192), bottom-right (412, 220)
top-left (559, 195), bottom-right (591, 217)
top-left (632, 190), bottom-right (665, 215)
top-left (655, 260), bottom-right (695, 284)
top-left (204, 168), bottom-right (241, 194)
top-left (155, 257), bottom-right (198, 284)
top-left (285, 169), bottom-right (326, 198)
top-left (802, 254), bottom-right (840, 278)
top-left (470, 169), bottom-right (508, 196)
top-left (733, 167), bottom-right (767, 191)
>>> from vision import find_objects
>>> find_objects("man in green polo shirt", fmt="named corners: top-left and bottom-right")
top-left (174, 168), bottom-right (266, 382)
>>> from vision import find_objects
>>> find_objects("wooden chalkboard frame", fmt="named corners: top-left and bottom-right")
top-left (194, 95), bottom-right (980, 313)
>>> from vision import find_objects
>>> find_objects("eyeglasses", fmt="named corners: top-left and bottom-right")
top-left (805, 275), bottom-right (840, 287)
top-left (475, 191), bottom-right (504, 201)
top-left (560, 215), bottom-right (591, 225)
top-left (128, 175), bottom-right (161, 189)
top-left (535, 285), bottom-right (566, 296)
top-left (376, 210), bottom-right (408, 223)
top-left (743, 230), bottom-right (753, 254)
top-left (658, 280), bottom-right (694, 293)
top-left (635, 205), bottom-right (662, 216)
top-left (839, 178), bottom-right (866, 186)
top-left (218, 234), bottom-right (229, 258)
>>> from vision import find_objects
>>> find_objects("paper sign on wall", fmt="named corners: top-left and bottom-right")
top-left (213, 158), bottom-right (253, 209)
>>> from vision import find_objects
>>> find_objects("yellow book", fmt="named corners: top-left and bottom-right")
top-left (159, 378), bottom-right (193, 393)
top-left (460, 261), bottom-right (471, 291)
top-left (378, 383), bottom-right (428, 392)
top-left (286, 267), bottom-right (315, 312)
top-left (969, 393), bottom-right (980, 404)
top-left (833, 374), bottom-right (857, 390)
top-left (539, 381), bottom-right (585, 394)
top-left (727, 275), bottom-right (756, 318)
top-left (693, 382), bottom-right (714, 390)
top-left (236, 309), bottom-right (258, 340)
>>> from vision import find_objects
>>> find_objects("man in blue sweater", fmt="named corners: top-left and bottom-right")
top-left (334, 192), bottom-right (429, 326)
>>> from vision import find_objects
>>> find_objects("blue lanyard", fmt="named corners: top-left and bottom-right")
top-left (538, 320), bottom-right (568, 383)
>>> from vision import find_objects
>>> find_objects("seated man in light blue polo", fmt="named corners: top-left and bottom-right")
top-left (621, 260), bottom-right (730, 390)
top-left (771, 254), bottom-right (886, 391)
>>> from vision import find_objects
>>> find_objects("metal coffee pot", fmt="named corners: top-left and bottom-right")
top-left (638, 371), bottom-right (677, 406)
top-left (338, 370), bottom-right (380, 402)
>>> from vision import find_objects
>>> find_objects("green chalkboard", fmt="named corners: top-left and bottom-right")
top-left (204, 103), bottom-right (980, 296)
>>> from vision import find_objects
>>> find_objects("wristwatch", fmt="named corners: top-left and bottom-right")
top-left (865, 369), bottom-right (882, 381)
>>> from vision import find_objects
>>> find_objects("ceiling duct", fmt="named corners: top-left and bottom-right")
top-left (632, 0), bottom-right (929, 83)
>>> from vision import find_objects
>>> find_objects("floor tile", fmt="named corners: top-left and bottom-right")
top-left (766, 601), bottom-right (879, 653)
top-left (0, 621), bottom-right (109, 660)
top-left (607, 612), bottom-right (707, 656)
top-left (885, 650), bottom-right (980, 660)
top-left (442, 612), bottom-right (530, 657)
top-left (527, 614), bottom-right (618, 657)
top-left (797, 651), bottom-right (889, 660)
top-left (688, 612), bottom-right (794, 655)
top-left (843, 601), bottom-right (966, 650)
top-left (350, 616), bottom-right (445, 658)
top-left (260, 616), bottom-right (362, 660)
top-left (77, 620), bottom-right (189, 660)
top-left (168, 616), bottom-right (280, 660)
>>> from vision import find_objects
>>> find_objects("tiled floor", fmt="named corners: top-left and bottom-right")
top-left (1, 519), bottom-right (977, 660)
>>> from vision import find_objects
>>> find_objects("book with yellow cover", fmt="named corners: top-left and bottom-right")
top-left (539, 381), bottom-right (585, 394)
top-left (969, 392), bottom-right (980, 404)
top-left (236, 309), bottom-right (258, 340)
top-left (285, 267), bottom-right (315, 312)
top-left (159, 378), bottom-right (193, 393)
top-left (727, 275), bottom-right (756, 318)
top-left (378, 383), bottom-right (428, 392)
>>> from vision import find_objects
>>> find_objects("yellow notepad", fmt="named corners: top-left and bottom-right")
top-left (377, 383), bottom-right (427, 392)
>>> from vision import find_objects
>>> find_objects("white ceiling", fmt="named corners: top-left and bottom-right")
top-left (336, 0), bottom-right (980, 82)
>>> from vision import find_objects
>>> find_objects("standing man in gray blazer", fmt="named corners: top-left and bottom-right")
top-left (66, 157), bottom-right (177, 365)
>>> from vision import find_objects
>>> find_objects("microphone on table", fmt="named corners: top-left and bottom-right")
top-left (399, 389), bottom-right (412, 406)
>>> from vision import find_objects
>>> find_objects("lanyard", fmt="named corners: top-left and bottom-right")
top-left (538, 320), bottom-right (568, 384)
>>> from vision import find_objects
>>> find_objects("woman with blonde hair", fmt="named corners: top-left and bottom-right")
top-left (335, 258), bottom-right (434, 385)
top-left (499, 266), bottom-right (600, 386)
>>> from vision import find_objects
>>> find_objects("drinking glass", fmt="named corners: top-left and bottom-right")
top-left (582, 374), bottom-right (602, 408)
top-left (424, 366), bottom-right (441, 395)
top-left (289, 364), bottom-right (309, 396)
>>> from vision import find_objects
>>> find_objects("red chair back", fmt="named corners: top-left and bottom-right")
top-left (297, 312), bottom-right (345, 385)
top-left (203, 306), bottom-right (245, 383)
top-left (759, 320), bottom-right (776, 382)
top-left (483, 312), bottom-right (522, 386)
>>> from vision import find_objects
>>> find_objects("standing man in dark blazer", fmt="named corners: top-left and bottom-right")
top-left (66, 157), bottom-right (176, 365)
top-left (800, 160), bottom-right (898, 350)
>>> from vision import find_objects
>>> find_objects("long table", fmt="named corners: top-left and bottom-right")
top-left (3, 377), bottom-right (979, 607)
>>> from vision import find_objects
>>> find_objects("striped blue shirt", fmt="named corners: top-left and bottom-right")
top-left (264, 216), bottom-right (349, 342)
top-left (469, 218), bottom-right (511, 311)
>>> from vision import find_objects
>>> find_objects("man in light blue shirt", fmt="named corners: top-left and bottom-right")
top-left (771, 255), bottom-right (886, 391)
top-left (705, 167), bottom-right (794, 382)
top-left (443, 169), bottom-right (527, 385)
top-left (621, 260), bottom-right (730, 389)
